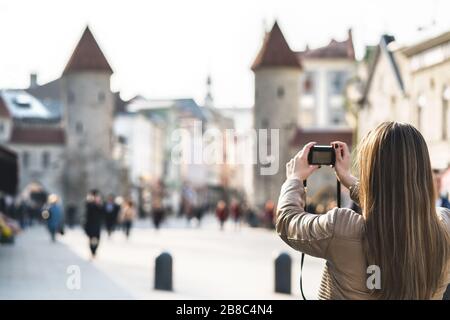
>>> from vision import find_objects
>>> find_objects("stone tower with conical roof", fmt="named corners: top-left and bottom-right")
top-left (61, 26), bottom-right (119, 209)
top-left (252, 21), bottom-right (302, 207)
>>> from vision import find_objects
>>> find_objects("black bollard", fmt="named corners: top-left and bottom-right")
top-left (274, 252), bottom-right (291, 294)
top-left (154, 252), bottom-right (173, 291)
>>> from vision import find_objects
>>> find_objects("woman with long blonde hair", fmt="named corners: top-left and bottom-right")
top-left (276, 122), bottom-right (450, 299)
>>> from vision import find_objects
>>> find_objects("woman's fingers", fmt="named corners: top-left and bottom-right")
top-left (295, 141), bottom-right (317, 158)
top-left (331, 141), bottom-right (349, 161)
top-left (301, 141), bottom-right (317, 160)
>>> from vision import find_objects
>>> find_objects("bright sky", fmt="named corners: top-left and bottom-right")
top-left (0, 0), bottom-right (449, 108)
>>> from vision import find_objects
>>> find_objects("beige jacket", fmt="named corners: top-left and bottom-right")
top-left (276, 178), bottom-right (450, 300)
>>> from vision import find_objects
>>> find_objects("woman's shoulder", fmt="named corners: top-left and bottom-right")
top-left (331, 207), bottom-right (365, 240)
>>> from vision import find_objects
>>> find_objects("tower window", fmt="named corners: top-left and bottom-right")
top-left (68, 91), bottom-right (75, 104)
top-left (98, 92), bottom-right (105, 103)
top-left (75, 122), bottom-right (83, 134)
top-left (42, 151), bottom-right (50, 169)
top-left (22, 151), bottom-right (30, 169)
top-left (277, 86), bottom-right (285, 99)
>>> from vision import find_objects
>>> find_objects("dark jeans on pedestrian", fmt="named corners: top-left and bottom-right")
top-left (123, 221), bottom-right (132, 238)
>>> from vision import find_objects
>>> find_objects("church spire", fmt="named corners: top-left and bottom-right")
top-left (204, 74), bottom-right (214, 108)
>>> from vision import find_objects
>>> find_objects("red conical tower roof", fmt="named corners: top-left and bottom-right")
top-left (63, 26), bottom-right (113, 75)
top-left (251, 21), bottom-right (302, 71)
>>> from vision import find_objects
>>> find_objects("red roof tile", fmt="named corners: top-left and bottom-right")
top-left (251, 22), bottom-right (302, 71)
top-left (297, 29), bottom-right (355, 60)
top-left (10, 127), bottom-right (66, 145)
top-left (63, 26), bottom-right (113, 75)
top-left (290, 128), bottom-right (353, 148)
top-left (0, 95), bottom-right (11, 118)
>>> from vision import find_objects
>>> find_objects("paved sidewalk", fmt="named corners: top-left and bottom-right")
top-left (0, 217), bottom-right (326, 300)
top-left (0, 226), bottom-right (133, 299)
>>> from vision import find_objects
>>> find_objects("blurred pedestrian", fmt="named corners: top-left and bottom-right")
top-left (42, 194), bottom-right (63, 242)
top-left (243, 202), bottom-right (258, 227)
top-left (264, 200), bottom-right (275, 229)
top-left (216, 200), bottom-right (228, 230)
top-left (104, 194), bottom-right (120, 236)
top-left (66, 204), bottom-right (77, 228)
top-left (120, 199), bottom-right (136, 239)
top-left (433, 169), bottom-right (450, 300)
top-left (433, 169), bottom-right (450, 209)
top-left (84, 190), bottom-right (104, 259)
top-left (230, 199), bottom-right (242, 230)
top-left (151, 180), bottom-right (166, 229)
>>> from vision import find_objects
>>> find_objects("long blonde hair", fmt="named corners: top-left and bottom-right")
top-left (357, 122), bottom-right (449, 299)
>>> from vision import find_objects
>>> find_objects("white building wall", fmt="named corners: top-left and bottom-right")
top-left (358, 46), bottom-right (450, 170)
top-left (114, 113), bottom-right (164, 186)
top-left (7, 143), bottom-right (65, 200)
top-left (300, 59), bottom-right (355, 128)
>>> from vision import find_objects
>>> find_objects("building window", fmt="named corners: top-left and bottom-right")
top-left (390, 96), bottom-right (397, 115)
top-left (443, 99), bottom-right (448, 140)
top-left (443, 87), bottom-right (450, 140)
top-left (417, 105), bottom-right (423, 132)
top-left (22, 151), bottom-right (29, 169)
top-left (330, 71), bottom-right (347, 95)
top-left (277, 86), bottom-right (285, 99)
top-left (68, 91), bottom-right (75, 104)
top-left (98, 92), bottom-right (105, 103)
top-left (75, 122), bottom-right (83, 134)
top-left (42, 152), bottom-right (50, 169)
top-left (303, 72), bottom-right (314, 95)
top-left (417, 94), bottom-right (426, 132)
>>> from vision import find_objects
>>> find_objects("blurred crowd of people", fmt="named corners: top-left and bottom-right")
top-left (5, 168), bottom-right (445, 253)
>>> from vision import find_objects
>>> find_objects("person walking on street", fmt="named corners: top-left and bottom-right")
top-left (151, 180), bottom-right (165, 230)
top-left (433, 169), bottom-right (450, 209)
top-left (230, 199), bottom-right (242, 230)
top-left (264, 200), bottom-right (275, 229)
top-left (104, 194), bottom-right (120, 236)
top-left (433, 169), bottom-right (450, 299)
top-left (42, 194), bottom-right (63, 242)
top-left (216, 200), bottom-right (228, 230)
top-left (120, 199), bottom-right (136, 239)
top-left (84, 190), bottom-right (104, 259)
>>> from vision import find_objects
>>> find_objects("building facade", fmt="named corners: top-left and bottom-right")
top-left (356, 31), bottom-right (450, 171)
top-left (251, 22), bottom-right (355, 207)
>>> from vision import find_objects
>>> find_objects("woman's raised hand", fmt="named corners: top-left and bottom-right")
top-left (330, 141), bottom-right (357, 189)
top-left (286, 142), bottom-right (319, 181)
